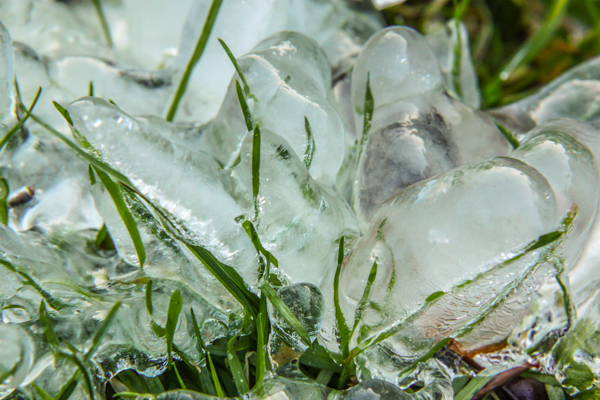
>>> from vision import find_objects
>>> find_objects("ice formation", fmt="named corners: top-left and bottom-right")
top-left (1, 0), bottom-right (600, 399)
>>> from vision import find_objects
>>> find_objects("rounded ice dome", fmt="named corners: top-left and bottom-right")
top-left (351, 26), bottom-right (443, 111)
top-left (251, 31), bottom-right (332, 98)
top-left (0, 324), bottom-right (34, 395)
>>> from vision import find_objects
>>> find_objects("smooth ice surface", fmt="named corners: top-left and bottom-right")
top-left (491, 57), bottom-right (600, 133)
top-left (204, 31), bottom-right (346, 184)
top-left (341, 158), bottom-right (559, 361)
top-left (352, 27), bottom-right (443, 111)
top-left (271, 283), bottom-right (325, 350)
top-left (233, 128), bottom-right (359, 287)
top-left (0, 20), bottom-right (12, 122)
top-left (426, 19), bottom-right (481, 108)
top-left (350, 26), bottom-right (510, 227)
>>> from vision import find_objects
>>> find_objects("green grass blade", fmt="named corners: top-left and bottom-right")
top-left (185, 243), bottom-right (259, 318)
top-left (494, 121), bottom-right (520, 149)
top-left (39, 301), bottom-right (60, 350)
top-left (189, 307), bottom-right (205, 352)
top-left (0, 172), bottom-right (8, 225)
top-left (165, 290), bottom-right (183, 367)
top-left (302, 117), bottom-right (315, 170)
top-left (91, 0), bottom-right (113, 47)
top-left (454, 376), bottom-right (494, 400)
top-left (54, 377), bottom-right (79, 400)
top-left (88, 165), bottom-right (96, 185)
top-left (32, 383), bottom-right (54, 400)
top-left (0, 87), bottom-right (41, 150)
top-left (252, 125), bottom-right (261, 221)
top-left (52, 101), bottom-right (73, 126)
top-left (333, 237), bottom-right (350, 359)
top-left (255, 295), bottom-right (269, 388)
top-left (227, 335), bottom-right (250, 394)
top-left (242, 220), bottom-right (279, 282)
top-left (235, 80), bottom-right (253, 131)
top-left (499, 0), bottom-right (570, 80)
top-left (525, 230), bottom-right (563, 252)
top-left (0, 260), bottom-right (68, 310)
top-left (259, 280), bottom-right (312, 348)
top-left (84, 301), bottom-right (121, 362)
top-left (425, 291), bottom-right (446, 303)
top-left (351, 261), bottom-right (378, 335)
top-left (61, 351), bottom-right (95, 400)
top-left (207, 352), bottom-right (225, 397)
top-left (172, 363), bottom-right (187, 390)
top-left (94, 224), bottom-right (115, 251)
top-left (357, 74), bottom-right (374, 163)
top-left (218, 39), bottom-right (250, 96)
top-left (94, 168), bottom-right (146, 268)
top-left (88, 81), bottom-right (95, 97)
top-left (145, 280), bottom-right (153, 316)
top-left (166, 0), bottom-right (224, 121)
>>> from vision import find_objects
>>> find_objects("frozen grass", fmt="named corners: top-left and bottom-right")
top-left (2, 0), bottom-right (600, 399)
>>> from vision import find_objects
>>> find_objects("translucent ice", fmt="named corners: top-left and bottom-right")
top-left (67, 97), bottom-right (260, 282)
top-left (426, 19), bottom-right (481, 108)
top-left (0, 21), bottom-right (12, 123)
top-left (232, 128), bottom-right (359, 287)
top-left (551, 289), bottom-right (600, 395)
top-left (345, 379), bottom-right (411, 400)
top-left (350, 27), bottom-right (511, 227)
top-left (491, 57), bottom-right (600, 133)
top-left (270, 283), bottom-right (325, 350)
top-left (205, 31), bottom-right (345, 184)
top-left (340, 158), bottom-right (560, 370)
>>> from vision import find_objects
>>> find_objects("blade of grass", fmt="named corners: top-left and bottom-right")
top-left (88, 81), bottom-right (95, 97)
top-left (218, 39), bottom-right (250, 96)
top-left (39, 301), bottom-right (60, 351)
top-left (333, 237), bottom-right (350, 358)
top-left (242, 220), bottom-right (279, 282)
top-left (255, 295), bottom-right (269, 388)
top-left (0, 87), bottom-right (41, 150)
top-left (207, 352), bottom-right (225, 397)
top-left (227, 335), bottom-right (250, 394)
top-left (351, 260), bottom-right (378, 336)
top-left (185, 243), bottom-right (259, 318)
top-left (166, 0), bottom-right (224, 121)
top-left (0, 260), bottom-right (68, 310)
top-left (94, 168), bottom-right (146, 268)
top-left (357, 74), bottom-right (374, 163)
top-left (252, 125), bottom-right (261, 221)
top-left (259, 280), bottom-right (312, 348)
top-left (0, 173), bottom-right (8, 225)
top-left (52, 101), bottom-right (73, 126)
top-left (91, 0), bottom-right (113, 47)
top-left (455, 376), bottom-right (494, 400)
top-left (32, 383), bottom-right (54, 400)
top-left (302, 117), bottom-right (315, 170)
top-left (59, 351), bottom-right (95, 400)
top-left (145, 280), bottom-right (153, 316)
top-left (494, 121), bottom-right (520, 149)
top-left (235, 80), bottom-right (253, 131)
top-left (499, 0), bottom-right (570, 80)
top-left (54, 377), bottom-right (79, 400)
top-left (94, 224), bottom-right (115, 251)
top-left (84, 301), bottom-right (121, 362)
top-left (165, 290), bottom-right (183, 368)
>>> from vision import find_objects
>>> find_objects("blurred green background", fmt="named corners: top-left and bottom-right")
top-left (381, 0), bottom-right (600, 108)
